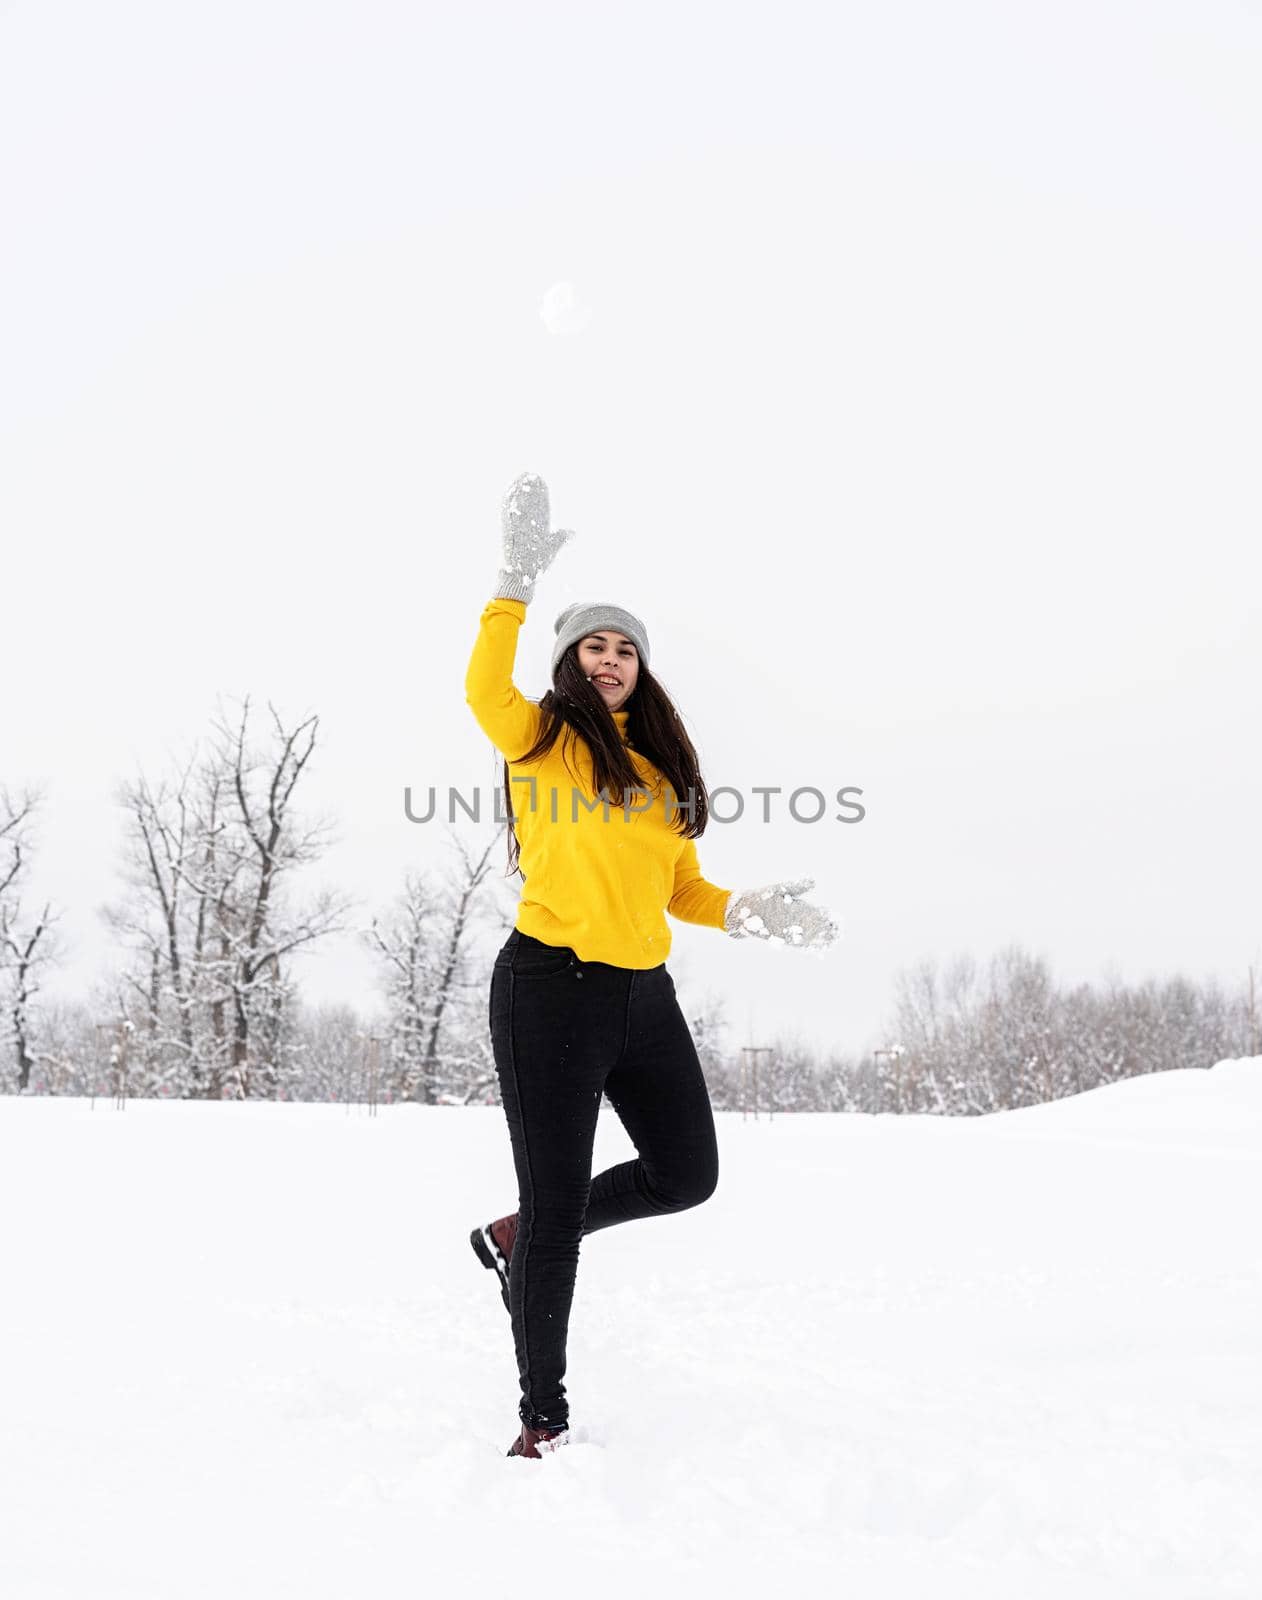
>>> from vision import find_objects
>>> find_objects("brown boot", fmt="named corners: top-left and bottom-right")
top-left (469, 1211), bottom-right (518, 1313)
top-left (506, 1420), bottom-right (570, 1459)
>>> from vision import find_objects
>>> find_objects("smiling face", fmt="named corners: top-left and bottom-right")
top-left (578, 630), bottom-right (639, 712)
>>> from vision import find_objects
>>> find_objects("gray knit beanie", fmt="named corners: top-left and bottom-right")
top-left (550, 601), bottom-right (651, 677)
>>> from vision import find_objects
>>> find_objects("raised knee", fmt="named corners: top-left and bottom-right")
top-left (662, 1164), bottom-right (718, 1212)
top-left (694, 1166), bottom-right (718, 1207)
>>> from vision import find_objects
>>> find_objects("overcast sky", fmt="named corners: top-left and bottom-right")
top-left (2, 0), bottom-right (1260, 1058)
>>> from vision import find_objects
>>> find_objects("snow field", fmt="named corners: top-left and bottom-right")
top-left (1, 1061), bottom-right (1259, 1598)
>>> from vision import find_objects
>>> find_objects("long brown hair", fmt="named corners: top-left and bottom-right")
top-left (501, 641), bottom-right (712, 877)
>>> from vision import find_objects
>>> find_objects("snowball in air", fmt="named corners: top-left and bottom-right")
top-left (540, 281), bottom-right (593, 336)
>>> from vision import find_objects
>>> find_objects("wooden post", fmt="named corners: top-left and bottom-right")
top-left (364, 1034), bottom-right (382, 1117)
top-left (741, 1046), bottom-right (774, 1121)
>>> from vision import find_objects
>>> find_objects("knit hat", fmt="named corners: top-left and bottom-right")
top-left (550, 601), bottom-right (651, 677)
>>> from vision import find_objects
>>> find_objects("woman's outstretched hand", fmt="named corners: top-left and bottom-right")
top-left (493, 472), bottom-right (576, 604)
top-left (723, 878), bottom-right (841, 950)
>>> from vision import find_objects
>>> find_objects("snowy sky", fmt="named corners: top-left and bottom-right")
top-left (2, 0), bottom-right (1260, 1057)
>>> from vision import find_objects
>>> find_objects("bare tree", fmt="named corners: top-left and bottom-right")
top-left (199, 696), bottom-right (353, 1097)
top-left (365, 869), bottom-right (438, 1102)
top-left (101, 698), bottom-right (352, 1097)
top-left (103, 758), bottom-right (208, 1086)
top-left (290, 1001), bottom-right (372, 1103)
top-left (366, 828), bottom-right (509, 1103)
top-left (0, 786), bottom-right (63, 1092)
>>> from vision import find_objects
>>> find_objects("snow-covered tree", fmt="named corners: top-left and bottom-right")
top-left (101, 697), bottom-right (352, 1097)
top-left (0, 786), bottom-right (62, 1092)
top-left (366, 828), bottom-right (510, 1104)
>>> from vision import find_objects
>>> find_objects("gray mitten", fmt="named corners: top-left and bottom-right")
top-left (723, 877), bottom-right (840, 949)
top-left (494, 471), bottom-right (576, 604)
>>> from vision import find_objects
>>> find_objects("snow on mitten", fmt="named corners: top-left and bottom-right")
top-left (723, 877), bottom-right (840, 950)
top-left (494, 472), bottom-right (576, 604)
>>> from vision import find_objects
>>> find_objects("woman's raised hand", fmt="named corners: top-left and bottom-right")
top-left (493, 472), bottom-right (576, 604)
top-left (723, 878), bottom-right (841, 950)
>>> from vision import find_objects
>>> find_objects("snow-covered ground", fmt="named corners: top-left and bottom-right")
top-left (2, 1061), bottom-right (1259, 1599)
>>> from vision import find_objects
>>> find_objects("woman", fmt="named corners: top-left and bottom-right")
top-left (465, 472), bottom-right (839, 1460)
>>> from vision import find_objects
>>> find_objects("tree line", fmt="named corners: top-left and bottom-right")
top-left (3, 698), bottom-right (1259, 1111)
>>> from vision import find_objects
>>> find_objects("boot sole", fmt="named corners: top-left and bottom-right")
top-left (470, 1225), bottom-right (511, 1314)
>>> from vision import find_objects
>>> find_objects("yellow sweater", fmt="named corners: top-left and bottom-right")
top-left (465, 597), bottom-right (731, 968)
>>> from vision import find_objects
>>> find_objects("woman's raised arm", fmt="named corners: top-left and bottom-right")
top-left (465, 597), bottom-right (543, 761)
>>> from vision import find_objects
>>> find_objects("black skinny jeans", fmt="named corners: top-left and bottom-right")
top-left (490, 927), bottom-right (720, 1432)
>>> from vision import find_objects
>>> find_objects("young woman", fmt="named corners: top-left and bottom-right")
top-left (465, 472), bottom-right (839, 1460)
